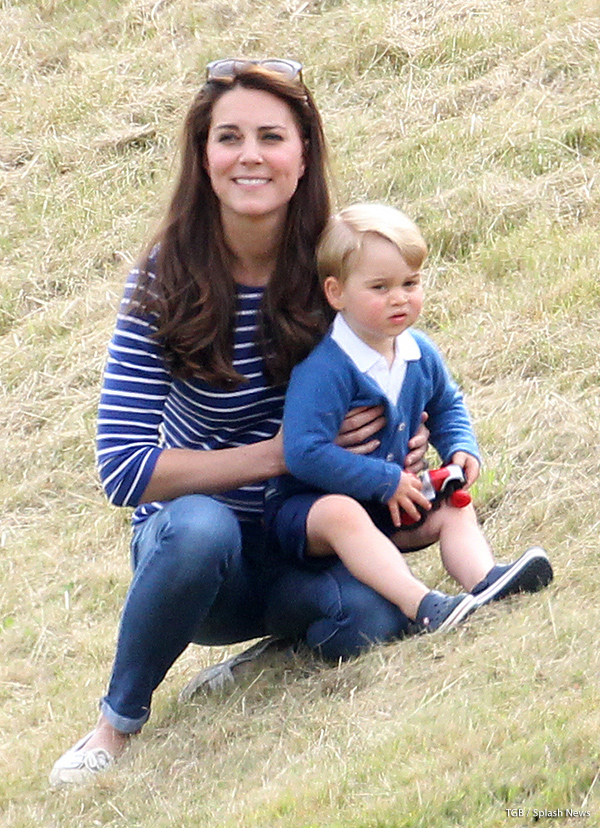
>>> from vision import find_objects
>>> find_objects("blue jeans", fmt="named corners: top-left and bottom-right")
top-left (101, 495), bottom-right (410, 733)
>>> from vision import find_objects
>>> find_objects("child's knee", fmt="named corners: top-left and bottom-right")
top-left (311, 494), bottom-right (366, 523)
top-left (309, 494), bottom-right (368, 531)
top-left (438, 500), bottom-right (479, 527)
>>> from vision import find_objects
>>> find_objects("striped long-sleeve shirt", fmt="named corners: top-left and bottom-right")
top-left (96, 268), bottom-right (286, 526)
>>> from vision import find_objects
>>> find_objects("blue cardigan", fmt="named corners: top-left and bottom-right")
top-left (280, 329), bottom-right (480, 504)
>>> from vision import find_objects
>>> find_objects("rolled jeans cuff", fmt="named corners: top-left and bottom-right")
top-left (100, 697), bottom-right (150, 734)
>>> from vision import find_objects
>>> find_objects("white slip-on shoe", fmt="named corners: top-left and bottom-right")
top-left (49, 731), bottom-right (115, 788)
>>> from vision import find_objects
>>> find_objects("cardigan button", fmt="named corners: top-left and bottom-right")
top-left (386, 453), bottom-right (394, 461)
top-left (398, 422), bottom-right (406, 431)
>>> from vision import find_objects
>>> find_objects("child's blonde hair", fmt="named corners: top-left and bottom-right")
top-left (317, 203), bottom-right (427, 285)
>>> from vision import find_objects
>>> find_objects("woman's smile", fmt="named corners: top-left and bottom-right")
top-left (234, 176), bottom-right (270, 184)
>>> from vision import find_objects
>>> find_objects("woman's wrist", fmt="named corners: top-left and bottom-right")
top-left (267, 432), bottom-right (287, 477)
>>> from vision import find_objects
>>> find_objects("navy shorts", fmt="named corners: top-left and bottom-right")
top-left (264, 486), bottom-right (419, 571)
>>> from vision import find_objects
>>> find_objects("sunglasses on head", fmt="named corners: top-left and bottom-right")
top-left (206, 58), bottom-right (303, 83)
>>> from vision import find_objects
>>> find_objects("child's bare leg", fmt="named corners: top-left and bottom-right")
top-left (438, 503), bottom-right (494, 590)
top-left (392, 502), bottom-right (494, 591)
top-left (306, 494), bottom-right (428, 619)
top-left (394, 503), bottom-right (553, 604)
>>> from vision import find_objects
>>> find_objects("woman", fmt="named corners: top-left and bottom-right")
top-left (50, 59), bottom-right (428, 787)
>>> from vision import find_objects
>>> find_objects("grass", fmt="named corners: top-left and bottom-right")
top-left (1, 0), bottom-right (600, 825)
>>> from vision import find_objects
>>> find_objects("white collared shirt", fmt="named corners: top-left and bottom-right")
top-left (330, 313), bottom-right (421, 405)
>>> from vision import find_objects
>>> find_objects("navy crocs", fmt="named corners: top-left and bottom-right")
top-left (471, 546), bottom-right (553, 609)
top-left (415, 590), bottom-right (477, 633)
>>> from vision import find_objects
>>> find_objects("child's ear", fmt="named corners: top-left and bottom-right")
top-left (323, 276), bottom-right (344, 311)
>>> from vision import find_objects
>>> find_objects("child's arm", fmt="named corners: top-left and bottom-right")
top-left (414, 333), bottom-right (481, 467)
top-left (283, 348), bottom-right (401, 503)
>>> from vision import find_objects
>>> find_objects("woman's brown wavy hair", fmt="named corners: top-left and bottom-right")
top-left (132, 65), bottom-right (332, 387)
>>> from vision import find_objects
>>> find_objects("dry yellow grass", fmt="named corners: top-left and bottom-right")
top-left (1, 0), bottom-right (600, 826)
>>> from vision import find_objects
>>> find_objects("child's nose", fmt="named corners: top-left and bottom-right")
top-left (390, 288), bottom-right (408, 304)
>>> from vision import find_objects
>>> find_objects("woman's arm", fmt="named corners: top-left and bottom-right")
top-left (140, 404), bottom-right (406, 503)
top-left (141, 408), bottom-right (430, 504)
top-left (140, 403), bottom-right (407, 502)
top-left (98, 277), bottom-right (287, 507)
top-left (138, 433), bottom-right (285, 503)
top-left (99, 311), bottom-right (288, 505)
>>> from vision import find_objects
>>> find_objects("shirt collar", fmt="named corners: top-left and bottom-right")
top-left (331, 313), bottom-right (421, 372)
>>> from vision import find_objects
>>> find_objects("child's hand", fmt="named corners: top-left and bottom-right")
top-left (387, 471), bottom-right (431, 528)
top-left (450, 451), bottom-right (480, 488)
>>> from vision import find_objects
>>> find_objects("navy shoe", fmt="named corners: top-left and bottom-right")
top-left (415, 590), bottom-right (477, 633)
top-left (471, 546), bottom-right (553, 609)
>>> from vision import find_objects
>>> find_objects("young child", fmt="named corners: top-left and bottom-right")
top-left (265, 203), bottom-right (552, 634)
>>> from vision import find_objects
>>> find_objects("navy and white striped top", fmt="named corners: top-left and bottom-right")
top-left (96, 268), bottom-right (286, 526)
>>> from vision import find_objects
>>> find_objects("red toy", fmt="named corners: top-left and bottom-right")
top-left (400, 463), bottom-right (472, 528)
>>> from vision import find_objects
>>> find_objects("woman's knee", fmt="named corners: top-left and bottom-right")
top-left (133, 495), bottom-right (242, 575)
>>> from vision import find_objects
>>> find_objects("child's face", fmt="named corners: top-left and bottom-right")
top-left (324, 233), bottom-right (423, 355)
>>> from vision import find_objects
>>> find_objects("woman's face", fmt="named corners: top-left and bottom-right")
top-left (204, 86), bottom-right (306, 226)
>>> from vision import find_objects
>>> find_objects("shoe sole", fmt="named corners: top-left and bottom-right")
top-left (471, 546), bottom-right (553, 610)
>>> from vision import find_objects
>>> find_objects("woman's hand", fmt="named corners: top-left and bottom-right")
top-left (404, 413), bottom-right (430, 474)
top-left (334, 408), bottom-right (431, 466)
top-left (334, 406), bottom-right (386, 455)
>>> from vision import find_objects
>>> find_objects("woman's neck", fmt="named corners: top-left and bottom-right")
top-left (221, 210), bottom-right (284, 287)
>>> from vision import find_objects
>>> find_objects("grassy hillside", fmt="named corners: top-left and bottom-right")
top-left (1, 0), bottom-right (599, 825)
